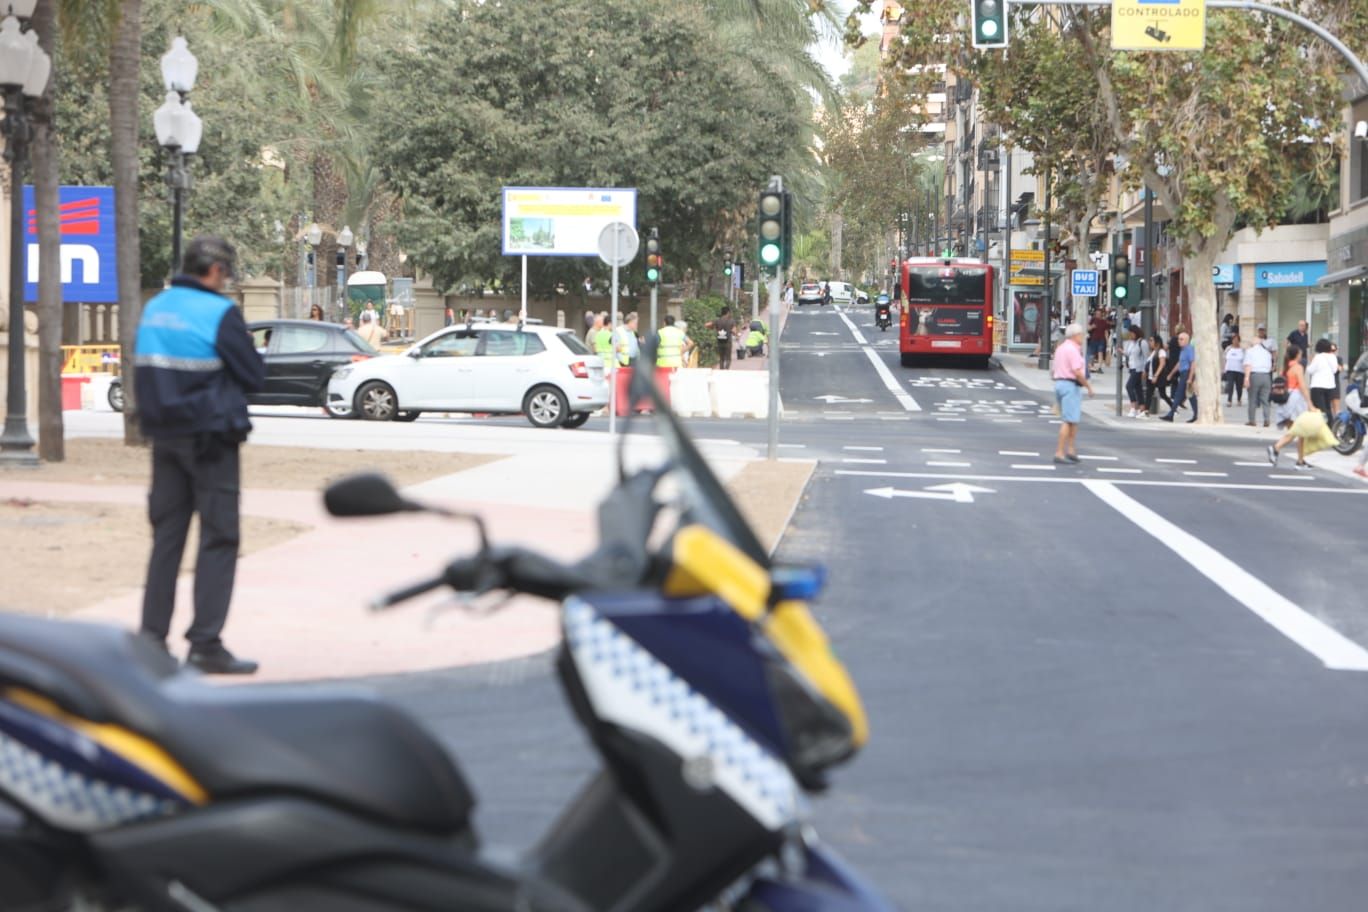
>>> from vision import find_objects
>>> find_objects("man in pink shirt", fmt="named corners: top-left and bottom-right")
top-left (1052, 323), bottom-right (1095, 463)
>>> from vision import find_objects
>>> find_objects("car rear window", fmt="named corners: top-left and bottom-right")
top-left (558, 332), bottom-right (591, 355)
top-left (482, 330), bottom-right (546, 356)
top-left (274, 325), bottom-right (331, 354)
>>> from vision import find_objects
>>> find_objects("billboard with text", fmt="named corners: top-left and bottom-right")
top-left (23, 185), bottom-right (120, 303)
top-left (501, 187), bottom-right (636, 257)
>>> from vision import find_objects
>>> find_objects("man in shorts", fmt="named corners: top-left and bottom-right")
top-left (1053, 323), bottom-right (1095, 464)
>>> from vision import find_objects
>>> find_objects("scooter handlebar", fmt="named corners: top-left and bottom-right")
top-left (371, 548), bottom-right (593, 612)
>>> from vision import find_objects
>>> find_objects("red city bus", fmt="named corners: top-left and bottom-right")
top-left (899, 258), bottom-right (995, 368)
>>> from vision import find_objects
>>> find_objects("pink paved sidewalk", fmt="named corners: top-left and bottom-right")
top-left (2, 479), bottom-right (593, 682)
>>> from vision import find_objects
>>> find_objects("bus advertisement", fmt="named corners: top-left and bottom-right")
top-left (899, 258), bottom-right (995, 368)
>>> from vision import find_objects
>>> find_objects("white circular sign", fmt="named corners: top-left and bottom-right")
top-left (597, 221), bottom-right (639, 268)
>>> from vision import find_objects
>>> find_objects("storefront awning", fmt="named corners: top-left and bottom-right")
top-left (1317, 264), bottom-right (1368, 287)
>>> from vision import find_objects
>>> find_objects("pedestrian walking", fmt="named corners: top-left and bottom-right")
top-left (1243, 328), bottom-right (1275, 426)
top-left (1088, 308), bottom-right (1111, 373)
top-left (614, 311), bottom-right (640, 368)
top-left (133, 236), bottom-right (264, 675)
top-left (1267, 387), bottom-right (1334, 471)
top-left (1220, 313), bottom-right (1236, 348)
top-left (1306, 338), bottom-right (1339, 421)
top-left (443, 305), bottom-right (456, 327)
top-left (1287, 320), bottom-right (1309, 366)
top-left (706, 307), bottom-right (737, 370)
top-left (1123, 326), bottom-right (1147, 417)
top-left (308, 303), bottom-right (324, 321)
top-left (1223, 333), bottom-right (1244, 405)
top-left (356, 310), bottom-right (387, 347)
top-left (1052, 323), bottom-right (1095, 464)
top-left (1144, 333), bottom-right (1167, 416)
top-left (1283, 345), bottom-right (1306, 403)
top-left (783, 282), bottom-right (795, 310)
top-left (1160, 331), bottom-right (1196, 422)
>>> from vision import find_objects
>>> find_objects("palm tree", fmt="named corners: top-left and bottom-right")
top-left (108, 0), bottom-right (143, 444)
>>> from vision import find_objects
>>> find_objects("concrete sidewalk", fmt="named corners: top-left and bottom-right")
top-left (3, 418), bottom-right (791, 682)
top-left (998, 353), bottom-right (1367, 481)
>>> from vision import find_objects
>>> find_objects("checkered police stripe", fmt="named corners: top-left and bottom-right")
top-left (0, 731), bottom-right (179, 831)
top-left (564, 598), bottom-right (800, 830)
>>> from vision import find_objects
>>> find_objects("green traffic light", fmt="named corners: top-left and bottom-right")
top-left (724, 264), bottom-right (732, 276)
top-left (1114, 285), bottom-right (1128, 299)
top-left (647, 267), bottom-right (660, 282)
top-left (760, 243), bottom-right (781, 266)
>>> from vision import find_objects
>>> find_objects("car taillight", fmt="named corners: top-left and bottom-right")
top-left (900, 310), bottom-right (908, 329)
top-left (350, 354), bottom-right (372, 362)
top-left (985, 313), bottom-right (994, 330)
top-left (569, 361), bottom-right (590, 379)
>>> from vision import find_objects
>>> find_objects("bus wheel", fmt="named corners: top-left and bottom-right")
top-left (900, 353), bottom-right (914, 368)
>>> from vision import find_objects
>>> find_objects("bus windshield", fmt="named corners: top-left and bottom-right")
top-left (905, 267), bottom-right (990, 305)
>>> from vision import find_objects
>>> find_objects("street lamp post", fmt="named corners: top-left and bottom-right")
top-left (335, 224), bottom-right (353, 320)
top-left (0, 3), bottom-right (52, 466)
top-left (152, 37), bottom-right (200, 280)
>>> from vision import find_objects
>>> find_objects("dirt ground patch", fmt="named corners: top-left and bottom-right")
top-left (0, 440), bottom-right (501, 616)
top-left (3, 437), bottom-right (500, 490)
top-left (726, 459), bottom-right (816, 554)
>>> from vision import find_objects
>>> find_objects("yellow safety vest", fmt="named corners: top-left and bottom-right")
top-left (614, 326), bottom-right (636, 366)
top-left (657, 326), bottom-right (685, 368)
top-left (593, 328), bottom-right (614, 360)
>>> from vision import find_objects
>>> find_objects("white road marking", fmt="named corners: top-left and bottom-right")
top-left (1268, 474), bottom-right (1315, 480)
top-left (1077, 455), bottom-right (1119, 461)
top-left (927, 461), bottom-right (972, 467)
top-left (1233, 461), bottom-right (1270, 467)
top-left (1183, 471), bottom-right (1229, 478)
top-left (1083, 480), bottom-right (1368, 672)
top-left (777, 443), bottom-right (806, 449)
top-left (935, 417), bottom-right (967, 422)
top-left (843, 446), bottom-right (884, 452)
top-left (999, 450), bottom-right (1039, 457)
top-left (833, 307), bottom-right (922, 412)
top-left (879, 416), bottom-right (911, 421)
top-left (1012, 464), bottom-right (1057, 471)
top-left (1097, 467), bottom-right (1143, 474)
top-left (695, 438), bottom-right (741, 445)
top-left (1155, 458), bottom-right (1199, 465)
top-left (841, 457), bottom-right (887, 465)
top-left (823, 416), bottom-right (855, 421)
top-left (922, 448), bottom-right (961, 454)
top-left (992, 418), bottom-right (1024, 423)
top-left (833, 468), bottom-right (1368, 495)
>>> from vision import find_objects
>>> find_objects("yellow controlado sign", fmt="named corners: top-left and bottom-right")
top-left (1010, 248), bottom-right (1044, 287)
top-left (1112, 0), bottom-right (1206, 51)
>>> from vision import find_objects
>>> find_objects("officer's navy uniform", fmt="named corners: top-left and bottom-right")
top-left (134, 276), bottom-right (265, 649)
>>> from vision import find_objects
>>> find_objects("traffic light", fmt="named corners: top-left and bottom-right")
top-left (971, 0), bottom-right (1008, 49)
top-left (757, 184), bottom-right (791, 271)
top-left (723, 249), bottom-right (733, 276)
top-left (1112, 253), bottom-right (1130, 302)
top-left (645, 228), bottom-right (661, 284)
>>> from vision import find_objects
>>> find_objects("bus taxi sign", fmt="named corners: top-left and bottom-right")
top-left (1112, 0), bottom-right (1206, 51)
top-left (1071, 269), bottom-right (1099, 297)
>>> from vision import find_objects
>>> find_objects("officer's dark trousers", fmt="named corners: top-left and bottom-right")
top-left (141, 435), bottom-right (242, 648)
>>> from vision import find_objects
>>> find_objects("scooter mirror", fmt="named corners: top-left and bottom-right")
top-left (324, 473), bottom-right (416, 517)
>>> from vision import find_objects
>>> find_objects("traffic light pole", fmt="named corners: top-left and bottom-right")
top-left (767, 267), bottom-right (781, 461)
top-left (650, 285), bottom-right (658, 334)
top-left (1140, 188), bottom-right (1155, 341)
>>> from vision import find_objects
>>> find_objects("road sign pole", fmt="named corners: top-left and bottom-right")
top-left (609, 257), bottom-right (618, 438)
top-left (767, 267), bottom-right (781, 461)
top-left (520, 255), bottom-right (528, 323)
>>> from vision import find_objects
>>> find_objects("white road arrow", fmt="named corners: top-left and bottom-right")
top-left (864, 483), bottom-right (997, 503)
top-left (809, 331), bottom-right (839, 336)
top-left (813, 394), bottom-right (874, 404)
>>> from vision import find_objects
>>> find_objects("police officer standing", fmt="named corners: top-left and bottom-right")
top-left (135, 237), bottom-right (265, 674)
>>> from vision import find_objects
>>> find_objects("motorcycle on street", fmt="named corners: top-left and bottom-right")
top-left (874, 295), bottom-right (892, 332)
top-left (0, 359), bottom-right (894, 911)
top-left (1331, 380), bottom-right (1366, 455)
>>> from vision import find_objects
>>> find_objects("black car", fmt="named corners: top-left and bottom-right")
top-left (109, 319), bottom-right (377, 417)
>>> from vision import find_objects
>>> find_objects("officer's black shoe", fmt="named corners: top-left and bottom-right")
top-left (186, 643), bottom-right (259, 676)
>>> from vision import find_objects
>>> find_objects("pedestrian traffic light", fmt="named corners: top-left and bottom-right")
top-left (645, 228), bottom-right (661, 285)
top-left (1112, 253), bottom-right (1130, 302)
top-left (757, 184), bottom-right (790, 271)
top-left (971, 0), bottom-right (1008, 49)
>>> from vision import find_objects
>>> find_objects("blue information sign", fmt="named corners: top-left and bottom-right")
top-left (1071, 269), bottom-right (1099, 297)
top-left (22, 185), bottom-right (120, 303)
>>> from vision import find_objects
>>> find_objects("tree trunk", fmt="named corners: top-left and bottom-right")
top-left (32, 0), bottom-right (62, 461)
top-left (109, 0), bottom-right (142, 445)
top-left (1182, 242), bottom-right (1223, 424)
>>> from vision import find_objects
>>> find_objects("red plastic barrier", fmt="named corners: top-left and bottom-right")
top-left (61, 375), bottom-right (90, 411)
top-left (612, 365), bottom-right (673, 415)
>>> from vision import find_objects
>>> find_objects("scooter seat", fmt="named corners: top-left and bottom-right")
top-left (0, 616), bottom-right (474, 834)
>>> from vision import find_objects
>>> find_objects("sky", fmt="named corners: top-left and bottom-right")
top-left (813, 2), bottom-right (881, 81)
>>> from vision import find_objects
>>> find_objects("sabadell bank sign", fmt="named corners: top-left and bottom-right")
top-left (1255, 261), bottom-right (1327, 289)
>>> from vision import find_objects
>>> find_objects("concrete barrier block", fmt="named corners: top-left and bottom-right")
top-left (712, 370), bottom-right (770, 419)
top-left (82, 374), bottom-right (116, 411)
top-left (669, 368), bottom-right (714, 417)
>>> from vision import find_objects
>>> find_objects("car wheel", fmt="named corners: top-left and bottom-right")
top-left (523, 385), bottom-right (568, 428)
top-left (107, 380), bottom-right (124, 413)
top-left (562, 412), bottom-right (590, 429)
top-left (393, 411), bottom-right (421, 423)
top-left (323, 401), bottom-right (355, 419)
top-left (356, 381), bottom-right (399, 421)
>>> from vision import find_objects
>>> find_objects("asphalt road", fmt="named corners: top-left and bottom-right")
top-left (369, 302), bottom-right (1368, 910)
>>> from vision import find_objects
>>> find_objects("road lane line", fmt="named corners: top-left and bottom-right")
top-left (922, 448), bottom-right (961, 453)
top-left (999, 450), bottom-right (1039, 457)
top-left (935, 417), bottom-right (967, 422)
top-left (1097, 467), bottom-right (1143, 474)
top-left (1011, 464), bottom-right (1057, 471)
top-left (1083, 480), bottom-right (1368, 672)
top-left (841, 458), bottom-right (887, 465)
top-left (833, 307), bottom-right (921, 412)
top-left (1156, 458), bottom-right (1199, 464)
top-left (1233, 461), bottom-right (1269, 467)
top-left (777, 443), bottom-right (806, 449)
top-left (1077, 455), bottom-right (1119, 461)
top-left (831, 469), bottom-right (1368, 495)
top-left (843, 446), bottom-right (884, 452)
top-left (1183, 471), bottom-right (1229, 478)
top-left (879, 416), bottom-right (911, 421)
top-left (1268, 474), bottom-right (1315, 480)
top-left (824, 416), bottom-right (855, 421)
top-left (927, 461), bottom-right (971, 467)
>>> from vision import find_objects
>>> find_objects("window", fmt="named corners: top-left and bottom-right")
top-left (422, 331), bottom-right (479, 358)
top-left (251, 327), bottom-right (272, 354)
top-left (558, 332), bottom-right (591, 355)
top-left (343, 329), bottom-right (378, 355)
top-left (273, 325), bottom-right (330, 354)
top-left (480, 330), bottom-right (546, 357)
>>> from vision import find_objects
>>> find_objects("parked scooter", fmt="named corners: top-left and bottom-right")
top-left (0, 361), bottom-right (893, 911)
top-left (1332, 380), bottom-right (1366, 454)
top-left (875, 294), bottom-right (892, 332)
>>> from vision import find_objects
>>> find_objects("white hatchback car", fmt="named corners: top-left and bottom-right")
top-left (327, 322), bottom-right (609, 428)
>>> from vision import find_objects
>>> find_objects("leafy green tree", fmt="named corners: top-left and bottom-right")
top-left (374, 0), bottom-right (813, 295)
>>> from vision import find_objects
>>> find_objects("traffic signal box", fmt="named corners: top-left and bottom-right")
top-left (645, 228), bottom-right (661, 285)
top-left (971, 0), bottom-right (1008, 48)
top-left (757, 187), bottom-right (792, 272)
top-left (1112, 253), bottom-right (1130, 303)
